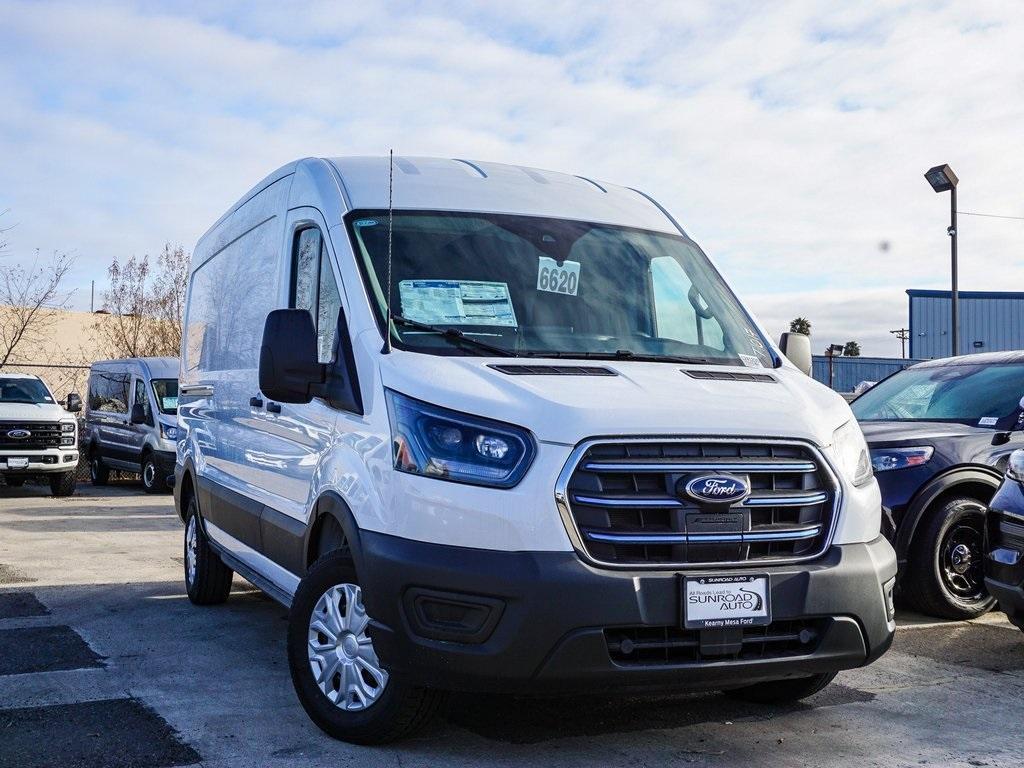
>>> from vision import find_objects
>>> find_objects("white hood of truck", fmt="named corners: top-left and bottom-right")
top-left (378, 351), bottom-right (852, 447)
top-left (0, 402), bottom-right (69, 422)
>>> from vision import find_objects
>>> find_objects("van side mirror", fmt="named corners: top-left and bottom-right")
top-left (65, 392), bottom-right (82, 413)
top-left (130, 403), bottom-right (150, 425)
top-left (779, 332), bottom-right (812, 376)
top-left (259, 309), bottom-right (324, 404)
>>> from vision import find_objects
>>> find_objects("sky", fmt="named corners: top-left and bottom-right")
top-left (1, 0), bottom-right (1022, 356)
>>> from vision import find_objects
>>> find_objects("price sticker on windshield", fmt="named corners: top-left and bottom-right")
top-left (537, 257), bottom-right (580, 296)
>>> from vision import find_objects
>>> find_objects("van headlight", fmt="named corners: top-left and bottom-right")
top-left (830, 420), bottom-right (873, 487)
top-left (160, 422), bottom-right (180, 441)
top-left (385, 390), bottom-right (536, 488)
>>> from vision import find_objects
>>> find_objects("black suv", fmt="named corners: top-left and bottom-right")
top-left (985, 448), bottom-right (1024, 631)
top-left (851, 351), bottom-right (1024, 620)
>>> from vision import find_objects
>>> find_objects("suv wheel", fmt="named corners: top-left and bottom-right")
top-left (50, 471), bottom-right (77, 497)
top-left (183, 497), bottom-right (233, 605)
top-left (287, 551), bottom-right (445, 744)
top-left (89, 449), bottom-right (110, 486)
top-left (904, 496), bottom-right (996, 620)
top-left (725, 672), bottom-right (837, 703)
top-left (141, 453), bottom-right (162, 494)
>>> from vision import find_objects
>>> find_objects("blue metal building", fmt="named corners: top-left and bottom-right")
top-left (908, 289), bottom-right (1024, 359)
top-left (811, 355), bottom-right (921, 393)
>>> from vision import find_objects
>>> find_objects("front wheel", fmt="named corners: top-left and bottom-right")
top-left (904, 497), bottom-right (996, 620)
top-left (50, 471), bottom-right (77, 497)
top-left (724, 672), bottom-right (837, 704)
top-left (141, 453), bottom-right (163, 494)
top-left (5, 478), bottom-right (25, 487)
top-left (287, 551), bottom-right (445, 744)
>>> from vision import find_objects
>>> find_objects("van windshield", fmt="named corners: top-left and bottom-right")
top-left (0, 377), bottom-right (53, 404)
top-left (151, 379), bottom-right (178, 415)
top-left (346, 211), bottom-right (774, 366)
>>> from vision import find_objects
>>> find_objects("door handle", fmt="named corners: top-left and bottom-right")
top-left (249, 396), bottom-right (264, 408)
top-left (266, 402), bottom-right (282, 414)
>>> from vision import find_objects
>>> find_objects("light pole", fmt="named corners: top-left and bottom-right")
top-left (825, 343), bottom-right (844, 389)
top-left (924, 164), bottom-right (959, 357)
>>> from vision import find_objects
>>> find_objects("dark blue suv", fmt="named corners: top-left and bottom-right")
top-left (851, 352), bottom-right (1024, 620)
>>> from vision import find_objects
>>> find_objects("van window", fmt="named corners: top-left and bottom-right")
top-left (651, 256), bottom-right (725, 351)
top-left (184, 217), bottom-right (279, 373)
top-left (133, 378), bottom-right (151, 420)
top-left (88, 372), bottom-right (130, 413)
top-left (290, 227), bottom-right (341, 364)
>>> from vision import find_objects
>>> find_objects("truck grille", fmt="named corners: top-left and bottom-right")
top-left (557, 439), bottom-right (838, 568)
top-left (0, 421), bottom-right (64, 451)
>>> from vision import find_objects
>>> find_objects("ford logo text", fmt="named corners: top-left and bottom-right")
top-left (684, 475), bottom-right (750, 505)
top-left (6, 429), bottom-right (31, 440)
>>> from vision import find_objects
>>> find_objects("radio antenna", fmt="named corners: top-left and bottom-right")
top-left (382, 148), bottom-right (395, 354)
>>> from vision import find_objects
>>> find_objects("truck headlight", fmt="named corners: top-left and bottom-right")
top-left (1007, 449), bottom-right (1024, 482)
top-left (871, 446), bottom-right (934, 473)
top-left (160, 422), bottom-right (180, 441)
top-left (385, 390), bottom-right (536, 488)
top-left (60, 420), bottom-right (76, 445)
top-left (830, 420), bottom-right (873, 487)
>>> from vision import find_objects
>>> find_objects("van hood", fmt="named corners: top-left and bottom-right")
top-left (378, 352), bottom-right (853, 447)
top-left (0, 402), bottom-right (70, 422)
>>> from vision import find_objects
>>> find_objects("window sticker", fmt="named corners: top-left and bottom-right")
top-left (537, 256), bottom-right (580, 296)
top-left (738, 354), bottom-right (763, 368)
top-left (162, 397), bottom-right (178, 410)
top-left (979, 416), bottom-right (999, 427)
top-left (398, 280), bottom-right (517, 326)
top-left (354, 218), bottom-right (378, 228)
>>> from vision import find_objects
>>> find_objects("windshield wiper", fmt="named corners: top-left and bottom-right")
top-left (391, 315), bottom-right (517, 357)
top-left (520, 349), bottom-right (713, 365)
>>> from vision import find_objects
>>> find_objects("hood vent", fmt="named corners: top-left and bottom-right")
top-left (489, 364), bottom-right (617, 377)
top-left (684, 369), bottom-right (777, 383)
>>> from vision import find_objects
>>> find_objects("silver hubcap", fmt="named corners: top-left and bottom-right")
top-left (185, 517), bottom-right (197, 585)
top-left (143, 462), bottom-right (155, 487)
top-left (308, 583), bottom-right (388, 711)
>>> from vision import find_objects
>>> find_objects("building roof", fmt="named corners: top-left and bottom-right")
top-left (910, 350), bottom-right (1024, 368)
top-left (907, 289), bottom-right (1024, 300)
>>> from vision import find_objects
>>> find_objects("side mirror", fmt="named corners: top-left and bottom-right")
top-left (65, 392), bottom-right (82, 413)
top-left (259, 309), bottom-right (324, 404)
top-left (779, 332), bottom-right (812, 376)
top-left (130, 403), bottom-right (148, 425)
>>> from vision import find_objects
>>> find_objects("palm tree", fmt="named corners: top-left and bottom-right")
top-left (789, 317), bottom-right (812, 335)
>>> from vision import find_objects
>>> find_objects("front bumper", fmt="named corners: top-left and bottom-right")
top-left (1, 449), bottom-right (79, 475)
top-left (362, 533), bottom-right (897, 695)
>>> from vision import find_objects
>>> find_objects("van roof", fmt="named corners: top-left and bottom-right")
top-left (0, 372), bottom-right (41, 380)
top-left (90, 357), bottom-right (179, 378)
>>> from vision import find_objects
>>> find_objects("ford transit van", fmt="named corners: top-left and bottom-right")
top-left (175, 156), bottom-right (897, 744)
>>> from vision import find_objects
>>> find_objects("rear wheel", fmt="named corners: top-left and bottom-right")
top-left (89, 448), bottom-right (109, 486)
top-left (141, 452), bottom-right (162, 493)
top-left (904, 497), bottom-right (995, 620)
top-left (724, 672), bottom-right (837, 704)
top-left (287, 551), bottom-right (445, 744)
top-left (50, 471), bottom-right (77, 497)
top-left (183, 497), bottom-right (233, 605)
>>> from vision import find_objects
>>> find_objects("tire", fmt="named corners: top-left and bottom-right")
top-left (287, 551), bottom-right (445, 744)
top-left (5, 478), bottom-right (25, 487)
top-left (183, 497), bottom-right (233, 605)
top-left (141, 452), bottom-right (162, 494)
top-left (50, 471), bottom-right (77, 497)
top-left (725, 672), bottom-right (837, 704)
top-left (904, 496), bottom-right (996, 620)
top-left (89, 448), bottom-right (110, 486)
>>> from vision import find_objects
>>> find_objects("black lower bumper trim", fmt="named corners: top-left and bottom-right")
top-left (360, 532), bottom-right (897, 695)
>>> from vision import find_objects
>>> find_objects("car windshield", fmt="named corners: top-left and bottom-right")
top-left (851, 363), bottom-right (1024, 427)
top-left (346, 211), bottom-right (775, 366)
top-left (151, 379), bottom-right (178, 415)
top-left (0, 377), bottom-right (53, 404)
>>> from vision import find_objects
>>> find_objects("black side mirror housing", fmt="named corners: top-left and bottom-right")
top-left (130, 403), bottom-right (149, 425)
top-left (259, 309), bottom-right (324, 404)
top-left (65, 392), bottom-right (82, 413)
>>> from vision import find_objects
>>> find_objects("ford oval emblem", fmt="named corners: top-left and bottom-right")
top-left (684, 475), bottom-right (750, 505)
top-left (6, 429), bottom-right (31, 440)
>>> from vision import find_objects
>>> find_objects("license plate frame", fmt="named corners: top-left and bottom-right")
top-left (6, 457), bottom-right (30, 469)
top-left (682, 574), bottom-right (772, 629)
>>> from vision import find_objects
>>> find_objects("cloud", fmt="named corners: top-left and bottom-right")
top-left (1, 0), bottom-right (1022, 354)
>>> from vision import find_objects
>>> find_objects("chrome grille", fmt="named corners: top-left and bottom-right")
top-left (0, 422), bottom-right (63, 451)
top-left (557, 439), bottom-right (839, 568)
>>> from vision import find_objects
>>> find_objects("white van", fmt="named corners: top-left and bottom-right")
top-left (176, 156), bottom-right (896, 744)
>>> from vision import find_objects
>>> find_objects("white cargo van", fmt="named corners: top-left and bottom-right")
top-left (176, 157), bottom-right (896, 744)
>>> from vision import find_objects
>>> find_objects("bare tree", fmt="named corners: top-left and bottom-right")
top-left (93, 244), bottom-right (190, 358)
top-left (0, 250), bottom-right (75, 368)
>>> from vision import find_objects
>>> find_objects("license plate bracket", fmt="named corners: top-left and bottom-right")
top-left (683, 574), bottom-right (771, 629)
top-left (6, 457), bottom-right (30, 469)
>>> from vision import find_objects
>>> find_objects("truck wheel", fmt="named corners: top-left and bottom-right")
top-left (184, 497), bottom-right (233, 605)
top-left (50, 471), bottom-right (77, 497)
top-left (287, 551), bottom-right (445, 744)
top-left (5, 478), bottom-right (25, 487)
top-left (904, 497), bottom-right (995, 620)
top-left (725, 672), bottom-right (836, 704)
top-left (89, 449), bottom-right (110, 486)
top-left (141, 452), bottom-right (162, 494)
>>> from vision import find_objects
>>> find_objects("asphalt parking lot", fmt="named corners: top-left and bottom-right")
top-left (2, 485), bottom-right (1024, 768)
